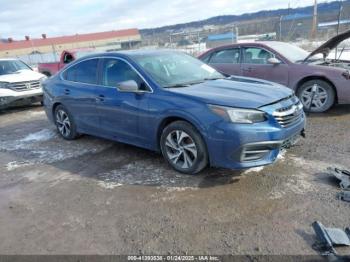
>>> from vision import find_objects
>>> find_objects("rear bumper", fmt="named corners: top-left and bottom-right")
top-left (205, 113), bottom-right (306, 170)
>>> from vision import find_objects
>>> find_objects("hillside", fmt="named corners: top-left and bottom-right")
top-left (141, 0), bottom-right (349, 35)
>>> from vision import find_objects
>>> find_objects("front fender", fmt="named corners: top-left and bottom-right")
top-left (160, 109), bottom-right (208, 134)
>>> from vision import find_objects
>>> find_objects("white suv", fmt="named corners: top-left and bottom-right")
top-left (0, 58), bottom-right (46, 110)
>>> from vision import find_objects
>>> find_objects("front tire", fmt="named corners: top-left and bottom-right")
top-left (42, 71), bottom-right (52, 77)
top-left (54, 105), bottom-right (78, 140)
top-left (160, 121), bottom-right (208, 174)
top-left (297, 79), bottom-right (335, 113)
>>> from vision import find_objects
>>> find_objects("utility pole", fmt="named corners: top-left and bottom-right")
top-left (336, 0), bottom-right (343, 36)
top-left (232, 27), bottom-right (235, 44)
top-left (279, 16), bottom-right (283, 41)
top-left (335, 0), bottom-right (343, 59)
top-left (288, 2), bottom-right (291, 15)
top-left (197, 32), bottom-right (200, 53)
top-left (235, 26), bottom-right (239, 43)
top-left (311, 0), bottom-right (318, 40)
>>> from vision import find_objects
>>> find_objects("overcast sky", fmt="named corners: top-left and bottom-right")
top-left (0, 0), bottom-right (328, 39)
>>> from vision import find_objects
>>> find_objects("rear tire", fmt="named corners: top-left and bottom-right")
top-left (160, 121), bottom-right (208, 174)
top-left (297, 79), bottom-right (335, 113)
top-left (54, 105), bottom-right (78, 140)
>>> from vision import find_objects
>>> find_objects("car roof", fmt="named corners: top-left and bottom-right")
top-left (72, 49), bottom-right (185, 63)
top-left (111, 49), bottom-right (184, 57)
top-left (209, 41), bottom-right (282, 50)
top-left (0, 58), bottom-right (18, 61)
top-left (85, 49), bottom-right (182, 57)
top-left (199, 41), bottom-right (289, 58)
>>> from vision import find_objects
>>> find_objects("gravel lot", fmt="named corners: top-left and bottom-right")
top-left (0, 104), bottom-right (349, 255)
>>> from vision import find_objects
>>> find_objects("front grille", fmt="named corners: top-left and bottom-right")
top-left (8, 80), bottom-right (41, 92)
top-left (273, 98), bottom-right (304, 128)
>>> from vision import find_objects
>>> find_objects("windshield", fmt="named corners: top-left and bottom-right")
top-left (0, 60), bottom-right (32, 75)
top-left (265, 42), bottom-right (322, 62)
top-left (132, 52), bottom-right (224, 87)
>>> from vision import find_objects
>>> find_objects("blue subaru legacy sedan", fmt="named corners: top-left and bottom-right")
top-left (43, 50), bottom-right (305, 174)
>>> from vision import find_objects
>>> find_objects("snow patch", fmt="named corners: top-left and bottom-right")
top-left (165, 187), bottom-right (197, 192)
top-left (97, 181), bottom-right (123, 189)
top-left (20, 129), bottom-right (56, 142)
top-left (28, 110), bottom-right (45, 116)
top-left (243, 166), bottom-right (265, 174)
top-left (269, 191), bottom-right (285, 200)
top-left (95, 160), bottom-right (204, 188)
top-left (277, 150), bottom-right (286, 161)
top-left (6, 161), bottom-right (31, 171)
top-left (1, 128), bottom-right (112, 171)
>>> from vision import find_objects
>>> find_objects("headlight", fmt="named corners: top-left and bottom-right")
top-left (209, 105), bottom-right (267, 124)
top-left (0, 82), bottom-right (9, 89)
top-left (39, 76), bottom-right (47, 83)
top-left (39, 76), bottom-right (47, 87)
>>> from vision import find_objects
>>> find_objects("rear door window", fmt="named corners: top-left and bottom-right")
top-left (209, 49), bottom-right (240, 64)
top-left (64, 59), bottom-right (99, 84)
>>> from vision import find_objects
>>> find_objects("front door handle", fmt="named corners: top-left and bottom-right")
top-left (96, 94), bottom-right (105, 102)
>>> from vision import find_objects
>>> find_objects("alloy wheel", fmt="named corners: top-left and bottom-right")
top-left (165, 130), bottom-right (198, 169)
top-left (56, 109), bottom-right (71, 137)
top-left (300, 84), bottom-right (328, 110)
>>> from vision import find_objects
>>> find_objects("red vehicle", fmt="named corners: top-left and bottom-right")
top-left (199, 30), bottom-right (350, 112)
top-left (38, 49), bottom-right (94, 77)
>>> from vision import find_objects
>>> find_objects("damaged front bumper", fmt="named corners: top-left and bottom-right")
top-left (240, 130), bottom-right (305, 162)
top-left (206, 115), bottom-right (306, 170)
top-left (0, 89), bottom-right (43, 110)
top-left (0, 95), bottom-right (43, 109)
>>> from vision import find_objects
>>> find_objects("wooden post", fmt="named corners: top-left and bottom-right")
top-left (310, 0), bottom-right (318, 40)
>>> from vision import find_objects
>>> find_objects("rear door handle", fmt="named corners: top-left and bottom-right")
top-left (64, 89), bottom-right (70, 95)
top-left (96, 94), bottom-right (105, 102)
top-left (242, 67), bottom-right (253, 72)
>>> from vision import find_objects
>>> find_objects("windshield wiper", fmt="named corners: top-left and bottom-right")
top-left (164, 77), bottom-right (227, 88)
top-left (203, 77), bottom-right (227, 81)
top-left (164, 80), bottom-right (205, 88)
top-left (164, 83), bottom-right (191, 88)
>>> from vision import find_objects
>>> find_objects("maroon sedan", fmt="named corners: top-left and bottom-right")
top-left (199, 31), bottom-right (350, 112)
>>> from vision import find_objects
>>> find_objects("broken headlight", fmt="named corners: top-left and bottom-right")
top-left (342, 70), bottom-right (350, 80)
top-left (209, 105), bottom-right (267, 124)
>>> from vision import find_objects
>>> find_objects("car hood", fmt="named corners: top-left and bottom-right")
top-left (304, 29), bottom-right (350, 61)
top-left (0, 69), bottom-right (45, 83)
top-left (167, 76), bottom-right (293, 109)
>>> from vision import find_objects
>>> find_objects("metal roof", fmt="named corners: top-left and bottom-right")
top-left (281, 13), bottom-right (313, 21)
top-left (0, 28), bottom-right (140, 51)
top-left (207, 32), bottom-right (236, 41)
top-left (319, 19), bottom-right (350, 28)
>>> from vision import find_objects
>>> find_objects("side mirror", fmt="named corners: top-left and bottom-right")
top-left (268, 57), bottom-right (281, 65)
top-left (117, 80), bottom-right (139, 92)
